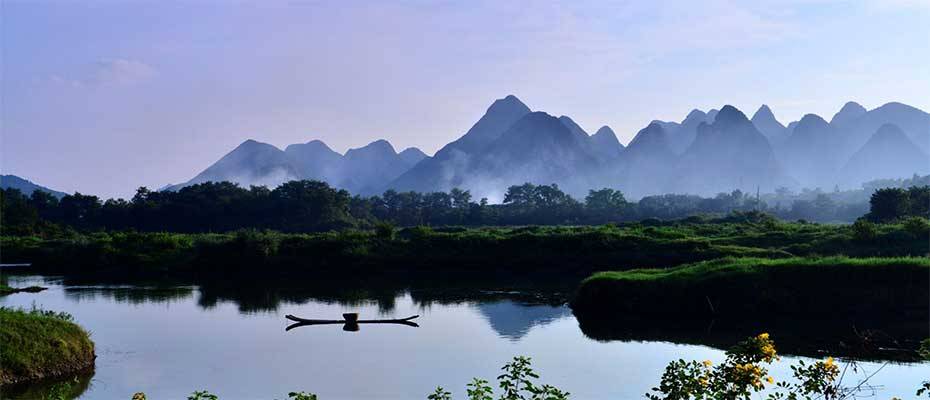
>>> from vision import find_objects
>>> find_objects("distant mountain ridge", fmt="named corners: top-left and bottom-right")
top-left (675, 105), bottom-right (790, 194)
top-left (388, 95), bottom-right (532, 194)
top-left (751, 105), bottom-right (789, 144)
top-left (168, 95), bottom-right (930, 200)
top-left (168, 138), bottom-right (431, 195)
top-left (1, 175), bottom-right (68, 198)
top-left (841, 124), bottom-right (930, 184)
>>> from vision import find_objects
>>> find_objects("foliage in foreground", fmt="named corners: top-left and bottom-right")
top-left (126, 357), bottom-right (567, 400)
top-left (117, 337), bottom-right (930, 400)
top-left (648, 333), bottom-right (930, 400)
top-left (427, 356), bottom-right (569, 400)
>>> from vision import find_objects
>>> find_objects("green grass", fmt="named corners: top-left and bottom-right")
top-left (0, 283), bottom-right (47, 295)
top-left (572, 256), bottom-right (930, 317)
top-left (584, 256), bottom-right (930, 283)
top-left (0, 283), bottom-right (15, 295)
top-left (0, 307), bottom-right (95, 385)
top-left (1, 218), bottom-right (926, 279)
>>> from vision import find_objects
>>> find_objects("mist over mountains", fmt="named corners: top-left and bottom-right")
top-left (168, 96), bottom-right (930, 200)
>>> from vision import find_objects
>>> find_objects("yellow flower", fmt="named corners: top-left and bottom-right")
top-left (766, 376), bottom-right (774, 384)
top-left (699, 378), bottom-right (709, 386)
top-left (703, 360), bottom-right (713, 367)
top-left (757, 333), bottom-right (770, 340)
top-left (825, 356), bottom-right (834, 366)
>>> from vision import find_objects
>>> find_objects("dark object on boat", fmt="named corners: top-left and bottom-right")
top-left (285, 313), bottom-right (420, 332)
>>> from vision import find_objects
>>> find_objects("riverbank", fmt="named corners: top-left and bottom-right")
top-left (0, 307), bottom-right (95, 385)
top-left (0, 283), bottom-right (46, 295)
top-left (571, 256), bottom-right (930, 319)
top-left (1, 217), bottom-right (926, 279)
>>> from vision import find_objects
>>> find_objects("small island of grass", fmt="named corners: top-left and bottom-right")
top-left (0, 307), bottom-right (95, 386)
top-left (0, 283), bottom-right (47, 295)
top-left (571, 256), bottom-right (930, 318)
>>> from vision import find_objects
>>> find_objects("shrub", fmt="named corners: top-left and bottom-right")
top-left (374, 221), bottom-right (396, 240)
top-left (902, 217), bottom-right (930, 237)
top-left (428, 356), bottom-right (568, 400)
top-left (646, 333), bottom-right (896, 400)
top-left (407, 225), bottom-right (434, 241)
top-left (851, 219), bottom-right (877, 241)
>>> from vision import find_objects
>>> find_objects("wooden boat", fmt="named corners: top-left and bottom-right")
top-left (285, 313), bottom-right (419, 331)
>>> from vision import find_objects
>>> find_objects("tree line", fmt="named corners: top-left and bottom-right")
top-left (2, 180), bottom-right (927, 235)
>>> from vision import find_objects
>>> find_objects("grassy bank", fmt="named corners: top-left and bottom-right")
top-left (0, 283), bottom-right (46, 295)
top-left (1, 217), bottom-right (926, 279)
top-left (0, 308), bottom-right (95, 385)
top-left (571, 256), bottom-right (930, 319)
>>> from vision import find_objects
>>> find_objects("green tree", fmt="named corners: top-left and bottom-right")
top-left (0, 188), bottom-right (39, 235)
top-left (584, 188), bottom-right (628, 222)
top-left (867, 188), bottom-right (910, 222)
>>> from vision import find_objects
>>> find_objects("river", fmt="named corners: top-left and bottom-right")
top-left (1, 275), bottom-right (927, 399)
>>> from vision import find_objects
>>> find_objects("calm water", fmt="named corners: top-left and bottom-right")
top-left (1, 275), bottom-right (928, 400)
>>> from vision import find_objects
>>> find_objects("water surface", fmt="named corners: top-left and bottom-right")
top-left (1, 275), bottom-right (927, 399)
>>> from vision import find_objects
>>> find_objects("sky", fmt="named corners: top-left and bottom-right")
top-left (2, 0), bottom-right (929, 199)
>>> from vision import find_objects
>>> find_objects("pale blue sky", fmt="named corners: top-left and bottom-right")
top-left (3, 0), bottom-right (929, 198)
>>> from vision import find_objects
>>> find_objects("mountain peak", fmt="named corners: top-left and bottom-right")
top-left (590, 125), bottom-right (624, 156)
top-left (717, 105), bottom-right (745, 119)
top-left (841, 122), bottom-right (929, 184)
top-left (712, 105), bottom-right (751, 129)
top-left (841, 101), bottom-right (865, 112)
top-left (285, 139), bottom-right (335, 153)
top-left (752, 104), bottom-right (774, 120)
top-left (875, 101), bottom-right (924, 114)
top-left (398, 147), bottom-right (428, 167)
top-left (434, 95), bottom-right (532, 156)
top-left (873, 123), bottom-right (908, 140)
top-left (347, 139), bottom-right (397, 157)
top-left (798, 113), bottom-right (829, 127)
top-left (488, 95), bottom-right (531, 115)
top-left (751, 104), bottom-right (783, 126)
top-left (830, 101), bottom-right (867, 125)
top-left (593, 125), bottom-right (616, 138)
top-left (683, 109), bottom-right (707, 124)
top-left (628, 122), bottom-right (671, 151)
top-left (751, 104), bottom-right (787, 141)
top-left (235, 139), bottom-right (281, 152)
top-left (399, 147), bottom-right (426, 156)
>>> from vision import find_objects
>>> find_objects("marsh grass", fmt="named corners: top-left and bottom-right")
top-left (2, 219), bottom-right (926, 279)
top-left (0, 307), bottom-right (95, 385)
top-left (584, 256), bottom-right (930, 283)
top-left (572, 256), bottom-right (930, 317)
